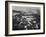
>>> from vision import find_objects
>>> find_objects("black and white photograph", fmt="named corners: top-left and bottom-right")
top-left (5, 1), bottom-right (45, 36)
top-left (12, 7), bottom-right (40, 30)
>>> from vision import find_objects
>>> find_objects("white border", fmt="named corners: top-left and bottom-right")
top-left (8, 2), bottom-right (43, 35)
